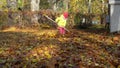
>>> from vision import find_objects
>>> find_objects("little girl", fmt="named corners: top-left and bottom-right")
top-left (55, 12), bottom-right (68, 35)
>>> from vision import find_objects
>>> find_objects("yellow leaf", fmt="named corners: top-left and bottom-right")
top-left (113, 37), bottom-right (119, 41)
top-left (118, 65), bottom-right (120, 68)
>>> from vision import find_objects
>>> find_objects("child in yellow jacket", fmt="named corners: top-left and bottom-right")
top-left (55, 12), bottom-right (68, 35)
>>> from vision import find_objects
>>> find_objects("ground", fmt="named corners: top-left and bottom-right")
top-left (0, 27), bottom-right (120, 68)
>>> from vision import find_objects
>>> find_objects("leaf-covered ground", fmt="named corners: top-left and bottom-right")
top-left (0, 27), bottom-right (120, 68)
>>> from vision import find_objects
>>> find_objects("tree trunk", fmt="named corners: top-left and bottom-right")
top-left (64, 0), bottom-right (69, 11)
top-left (100, 0), bottom-right (105, 24)
top-left (31, 0), bottom-right (40, 11)
top-left (100, 14), bottom-right (104, 24)
top-left (6, 0), bottom-right (17, 10)
top-left (53, 0), bottom-right (57, 11)
top-left (6, 0), bottom-right (17, 26)
top-left (88, 0), bottom-right (92, 24)
top-left (101, 0), bottom-right (105, 13)
top-left (31, 0), bottom-right (40, 26)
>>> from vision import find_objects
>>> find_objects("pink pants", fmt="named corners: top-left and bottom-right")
top-left (58, 27), bottom-right (65, 34)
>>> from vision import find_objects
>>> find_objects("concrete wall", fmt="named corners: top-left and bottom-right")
top-left (110, 4), bottom-right (120, 32)
top-left (109, 0), bottom-right (120, 4)
top-left (109, 0), bottom-right (120, 32)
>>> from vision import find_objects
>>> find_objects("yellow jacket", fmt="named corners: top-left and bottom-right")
top-left (55, 15), bottom-right (67, 27)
